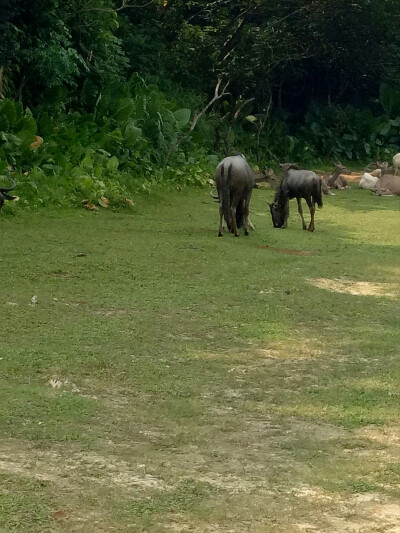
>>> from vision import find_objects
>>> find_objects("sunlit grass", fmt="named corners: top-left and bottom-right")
top-left (0, 183), bottom-right (399, 531)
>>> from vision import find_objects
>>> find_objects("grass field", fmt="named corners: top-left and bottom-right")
top-left (1, 183), bottom-right (400, 532)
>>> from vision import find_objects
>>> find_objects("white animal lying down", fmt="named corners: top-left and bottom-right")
top-left (359, 172), bottom-right (379, 190)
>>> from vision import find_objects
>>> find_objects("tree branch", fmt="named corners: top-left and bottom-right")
top-left (225, 97), bottom-right (255, 154)
top-left (256, 90), bottom-right (272, 162)
top-left (116, 0), bottom-right (155, 11)
top-left (164, 78), bottom-right (230, 165)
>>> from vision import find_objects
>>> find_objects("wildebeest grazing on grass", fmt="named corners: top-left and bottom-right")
top-left (269, 165), bottom-right (323, 232)
top-left (0, 177), bottom-right (18, 212)
top-left (215, 154), bottom-right (255, 237)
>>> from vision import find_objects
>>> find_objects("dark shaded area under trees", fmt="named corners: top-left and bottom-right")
top-left (1, 0), bottom-right (400, 206)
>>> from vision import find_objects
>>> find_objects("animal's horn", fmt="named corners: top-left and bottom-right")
top-left (210, 189), bottom-right (219, 200)
top-left (0, 177), bottom-right (16, 193)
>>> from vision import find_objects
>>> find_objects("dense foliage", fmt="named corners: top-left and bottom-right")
top-left (1, 0), bottom-right (400, 207)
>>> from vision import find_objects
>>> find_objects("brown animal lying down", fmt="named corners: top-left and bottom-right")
top-left (371, 174), bottom-right (400, 196)
top-left (321, 162), bottom-right (351, 193)
top-left (253, 168), bottom-right (279, 189)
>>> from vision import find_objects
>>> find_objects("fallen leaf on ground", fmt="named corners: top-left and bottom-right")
top-left (99, 197), bottom-right (110, 208)
top-left (84, 203), bottom-right (98, 211)
top-left (30, 135), bottom-right (43, 150)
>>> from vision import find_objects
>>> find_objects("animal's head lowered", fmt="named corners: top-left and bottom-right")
top-left (268, 201), bottom-right (286, 228)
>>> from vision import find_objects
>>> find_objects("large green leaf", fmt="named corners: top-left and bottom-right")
top-left (0, 100), bottom-right (17, 130)
top-left (113, 98), bottom-right (136, 122)
top-left (107, 156), bottom-right (119, 172)
top-left (125, 121), bottom-right (142, 144)
top-left (174, 109), bottom-right (191, 128)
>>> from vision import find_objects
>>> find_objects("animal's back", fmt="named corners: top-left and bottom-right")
top-left (285, 170), bottom-right (321, 201)
top-left (215, 155), bottom-right (254, 192)
top-left (286, 169), bottom-right (318, 185)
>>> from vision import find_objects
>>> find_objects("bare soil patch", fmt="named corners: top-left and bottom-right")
top-left (0, 440), bottom-right (169, 492)
top-left (308, 278), bottom-right (398, 298)
top-left (341, 172), bottom-right (363, 183)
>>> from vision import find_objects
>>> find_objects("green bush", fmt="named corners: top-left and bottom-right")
top-left (0, 77), bottom-right (219, 209)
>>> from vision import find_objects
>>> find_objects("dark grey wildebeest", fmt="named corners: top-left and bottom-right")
top-left (269, 165), bottom-right (323, 232)
top-left (0, 177), bottom-right (18, 212)
top-left (215, 154), bottom-right (255, 237)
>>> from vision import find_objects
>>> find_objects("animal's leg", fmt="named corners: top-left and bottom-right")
top-left (296, 198), bottom-right (307, 230)
top-left (243, 200), bottom-right (250, 236)
top-left (283, 202), bottom-right (289, 228)
top-left (305, 198), bottom-right (315, 231)
top-left (230, 205), bottom-right (239, 236)
top-left (218, 206), bottom-right (224, 236)
top-left (378, 188), bottom-right (394, 196)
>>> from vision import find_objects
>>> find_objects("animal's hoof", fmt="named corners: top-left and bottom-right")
top-left (308, 228), bottom-right (315, 232)
top-left (244, 231), bottom-right (249, 236)
top-left (234, 234), bottom-right (239, 237)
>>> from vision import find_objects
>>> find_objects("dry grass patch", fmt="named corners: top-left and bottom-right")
top-left (308, 278), bottom-right (398, 298)
top-left (0, 440), bottom-right (169, 493)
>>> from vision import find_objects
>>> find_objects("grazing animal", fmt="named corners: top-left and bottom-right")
top-left (393, 153), bottom-right (400, 176)
top-left (215, 154), bottom-right (255, 237)
top-left (269, 165), bottom-right (323, 231)
top-left (359, 172), bottom-right (379, 190)
top-left (0, 177), bottom-right (18, 212)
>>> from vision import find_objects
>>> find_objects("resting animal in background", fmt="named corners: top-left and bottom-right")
top-left (371, 173), bottom-right (400, 196)
top-left (269, 164), bottom-right (323, 232)
top-left (393, 153), bottom-right (400, 176)
top-left (0, 177), bottom-right (18, 212)
top-left (324, 161), bottom-right (351, 190)
top-left (215, 154), bottom-right (255, 237)
top-left (253, 168), bottom-right (279, 189)
top-left (359, 172), bottom-right (379, 190)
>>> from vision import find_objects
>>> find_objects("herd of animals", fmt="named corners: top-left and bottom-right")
top-left (213, 153), bottom-right (400, 237)
top-left (1, 154), bottom-right (399, 232)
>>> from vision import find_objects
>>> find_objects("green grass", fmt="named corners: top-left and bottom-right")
top-left (0, 183), bottom-right (399, 532)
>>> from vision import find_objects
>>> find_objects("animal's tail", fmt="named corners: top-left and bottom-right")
top-left (314, 178), bottom-right (323, 208)
top-left (227, 163), bottom-right (244, 229)
top-left (220, 163), bottom-right (232, 231)
top-left (235, 200), bottom-right (244, 229)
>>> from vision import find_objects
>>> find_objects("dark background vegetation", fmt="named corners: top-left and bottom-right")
top-left (1, 0), bottom-right (400, 207)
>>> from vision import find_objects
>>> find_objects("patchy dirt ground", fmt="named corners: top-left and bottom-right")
top-left (1, 188), bottom-right (399, 532)
top-left (2, 415), bottom-right (400, 532)
top-left (307, 278), bottom-right (398, 298)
